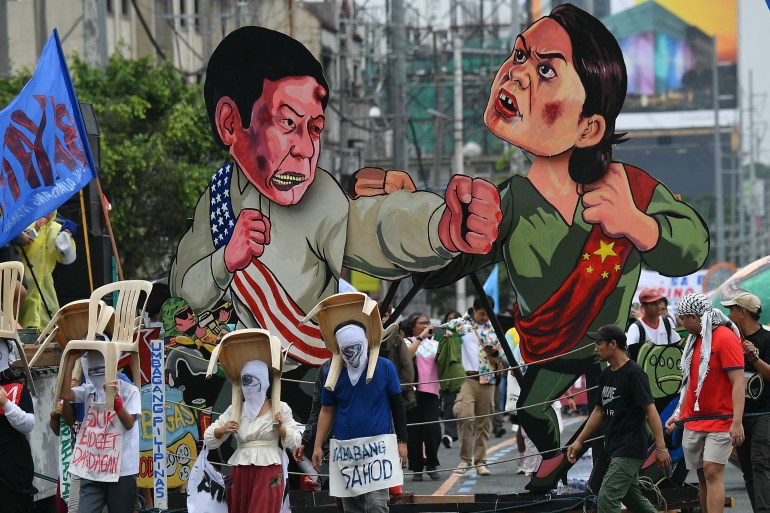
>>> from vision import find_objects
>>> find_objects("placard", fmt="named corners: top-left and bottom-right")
top-left (150, 339), bottom-right (168, 508)
top-left (328, 434), bottom-right (403, 497)
top-left (59, 420), bottom-right (73, 501)
top-left (70, 405), bottom-right (123, 482)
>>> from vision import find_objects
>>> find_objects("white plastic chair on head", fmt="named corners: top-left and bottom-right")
top-left (0, 261), bottom-right (36, 395)
top-left (28, 298), bottom-right (115, 368)
top-left (55, 280), bottom-right (153, 410)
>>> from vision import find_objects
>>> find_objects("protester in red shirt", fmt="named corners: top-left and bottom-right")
top-left (666, 293), bottom-right (744, 513)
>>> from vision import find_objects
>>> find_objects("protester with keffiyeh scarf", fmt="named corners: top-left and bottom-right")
top-left (665, 293), bottom-right (745, 513)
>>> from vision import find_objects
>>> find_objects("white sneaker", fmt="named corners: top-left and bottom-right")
top-left (453, 461), bottom-right (470, 474)
top-left (476, 464), bottom-right (491, 476)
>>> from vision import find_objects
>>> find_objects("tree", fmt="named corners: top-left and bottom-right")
top-left (1, 52), bottom-right (225, 278)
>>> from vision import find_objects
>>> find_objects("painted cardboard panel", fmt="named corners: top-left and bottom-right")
top-left (164, 4), bottom-right (710, 493)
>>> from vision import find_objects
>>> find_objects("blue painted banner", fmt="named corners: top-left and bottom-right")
top-left (0, 29), bottom-right (97, 246)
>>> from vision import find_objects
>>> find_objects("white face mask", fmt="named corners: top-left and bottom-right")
top-left (0, 342), bottom-right (9, 373)
top-left (336, 324), bottom-right (368, 386)
top-left (241, 360), bottom-right (269, 420)
top-left (86, 352), bottom-right (107, 402)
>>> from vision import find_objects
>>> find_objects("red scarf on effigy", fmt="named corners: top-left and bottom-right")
top-left (514, 165), bottom-right (658, 363)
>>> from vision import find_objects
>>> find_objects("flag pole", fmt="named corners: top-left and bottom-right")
top-left (78, 190), bottom-right (94, 293)
top-left (95, 178), bottom-right (124, 281)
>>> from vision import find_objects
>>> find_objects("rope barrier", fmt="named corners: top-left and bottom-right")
top-left (33, 471), bottom-right (59, 484)
top-left (673, 410), bottom-right (770, 426)
top-left (281, 435), bottom-right (607, 478)
top-left (406, 387), bottom-right (597, 427)
top-left (157, 378), bottom-right (597, 426)
top-left (281, 342), bottom-right (595, 387)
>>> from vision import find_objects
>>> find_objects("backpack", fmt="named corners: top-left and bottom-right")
top-left (634, 317), bottom-right (673, 344)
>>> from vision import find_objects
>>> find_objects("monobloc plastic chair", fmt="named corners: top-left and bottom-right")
top-left (55, 280), bottom-right (152, 410)
top-left (28, 298), bottom-right (115, 368)
top-left (0, 261), bottom-right (36, 395)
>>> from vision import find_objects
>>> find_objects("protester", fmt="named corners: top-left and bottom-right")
top-left (403, 312), bottom-right (441, 481)
top-left (722, 292), bottom-right (770, 513)
top-left (19, 212), bottom-right (76, 330)
top-left (292, 358), bottom-right (330, 492)
top-left (204, 330), bottom-right (301, 513)
top-left (0, 339), bottom-right (35, 512)
top-left (305, 293), bottom-right (408, 513)
top-left (666, 293), bottom-right (745, 513)
top-left (626, 288), bottom-right (680, 361)
top-left (442, 296), bottom-right (507, 476)
top-left (59, 351), bottom-right (141, 513)
top-left (567, 324), bottom-right (670, 513)
top-left (439, 309), bottom-right (462, 448)
top-left (660, 296), bottom-right (679, 328)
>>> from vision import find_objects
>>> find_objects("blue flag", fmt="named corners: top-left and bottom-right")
top-left (0, 29), bottom-right (97, 247)
top-left (483, 264), bottom-right (499, 314)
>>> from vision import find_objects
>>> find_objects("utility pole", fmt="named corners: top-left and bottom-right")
top-left (452, 0), bottom-right (466, 314)
top-left (390, 0), bottom-right (408, 171)
top-left (34, 0), bottom-right (47, 56)
top-left (748, 70), bottom-right (758, 263)
top-left (339, 10), bottom-right (349, 176)
top-left (510, 0), bottom-right (520, 46)
top-left (431, 31), bottom-right (445, 192)
top-left (0, 0), bottom-right (9, 77)
top-left (712, 37), bottom-right (725, 263)
top-left (201, 0), bottom-right (213, 68)
top-left (83, 0), bottom-right (108, 67)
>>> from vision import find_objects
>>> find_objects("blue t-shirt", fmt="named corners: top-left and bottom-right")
top-left (320, 357), bottom-right (402, 440)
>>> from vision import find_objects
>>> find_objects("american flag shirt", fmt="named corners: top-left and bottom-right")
top-left (171, 162), bottom-right (454, 366)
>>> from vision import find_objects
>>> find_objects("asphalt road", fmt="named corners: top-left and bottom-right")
top-left (400, 414), bottom-right (753, 513)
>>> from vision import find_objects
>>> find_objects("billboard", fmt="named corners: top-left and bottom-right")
top-left (529, 1), bottom-right (738, 114)
top-left (602, 0), bottom-right (737, 113)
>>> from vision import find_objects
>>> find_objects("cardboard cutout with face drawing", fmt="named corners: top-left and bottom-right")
top-left (168, 26), bottom-right (502, 372)
top-left (206, 328), bottom-right (283, 422)
top-left (414, 3), bottom-right (710, 492)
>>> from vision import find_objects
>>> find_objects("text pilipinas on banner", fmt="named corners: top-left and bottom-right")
top-left (150, 339), bottom-right (168, 509)
top-left (70, 405), bottom-right (123, 482)
top-left (0, 28), bottom-right (97, 247)
top-left (328, 434), bottom-right (403, 497)
top-left (59, 420), bottom-right (73, 502)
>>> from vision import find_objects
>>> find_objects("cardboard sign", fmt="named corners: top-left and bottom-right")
top-left (70, 405), bottom-right (123, 482)
top-left (328, 434), bottom-right (403, 497)
top-left (0, 383), bottom-right (23, 414)
top-left (59, 420), bottom-right (73, 501)
top-left (150, 339), bottom-right (168, 508)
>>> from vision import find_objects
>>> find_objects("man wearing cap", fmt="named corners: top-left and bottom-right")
top-left (722, 291), bottom-right (770, 513)
top-left (306, 293), bottom-right (409, 513)
top-left (666, 293), bottom-right (744, 513)
top-left (567, 324), bottom-right (670, 513)
top-left (626, 288), bottom-right (680, 360)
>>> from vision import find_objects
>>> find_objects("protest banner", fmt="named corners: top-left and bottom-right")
top-left (70, 405), bottom-right (123, 482)
top-left (59, 420), bottom-right (73, 501)
top-left (0, 29), bottom-right (97, 247)
top-left (328, 433), bottom-right (403, 497)
top-left (150, 339), bottom-right (168, 508)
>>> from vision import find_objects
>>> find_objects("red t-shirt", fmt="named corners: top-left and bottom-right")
top-left (681, 326), bottom-right (744, 432)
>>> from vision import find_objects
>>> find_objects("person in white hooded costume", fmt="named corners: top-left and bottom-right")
top-left (204, 328), bottom-right (301, 513)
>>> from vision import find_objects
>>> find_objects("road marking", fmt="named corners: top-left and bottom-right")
top-left (458, 487), bottom-right (472, 493)
top-left (433, 437), bottom-right (516, 496)
top-left (431, 416), bottom-right (586, 496)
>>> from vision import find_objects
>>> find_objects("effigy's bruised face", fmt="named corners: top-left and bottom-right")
top-left (484, 18), bottom-right (587, 157)
top-left (230, 76), bottom-right (326, 206)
